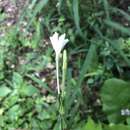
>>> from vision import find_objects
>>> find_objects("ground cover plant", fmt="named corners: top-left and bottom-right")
top-left (0, 0), bottom-right (130, 129)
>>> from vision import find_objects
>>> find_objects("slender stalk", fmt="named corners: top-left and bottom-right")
top-left (62, 50), bottom-right (67, 93)
top-left (56, 53), bottom-right (67, 130)
top-left (56, 54), bottom-right (60, 94)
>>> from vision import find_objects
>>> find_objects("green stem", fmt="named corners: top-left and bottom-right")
top-left (62, 50), bottom-right (67, 93)
top-left (56, 53), bottom-right (67, 129)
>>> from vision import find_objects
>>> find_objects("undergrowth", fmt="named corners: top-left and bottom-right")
top-left (0, 0), bottom-right (130, 129)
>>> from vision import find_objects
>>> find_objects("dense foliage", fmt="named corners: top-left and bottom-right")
top-left (0, 0), bottom-right (130, 129)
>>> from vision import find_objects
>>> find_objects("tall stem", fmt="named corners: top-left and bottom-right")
top-left (62, 50), bottom-right (67, 93)
top-left (56, 54), bottom-right (60, 94)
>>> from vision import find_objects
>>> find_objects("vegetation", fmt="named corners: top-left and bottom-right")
top-left (0, 0), bottom-right (130, 129)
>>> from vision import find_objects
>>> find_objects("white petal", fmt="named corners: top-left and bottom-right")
top-left (50, 32), bottom-right (59, 44)
top-left (64, 39), bottom-right (69, 45)
top-left (59, 33), bottom-right (65, 41)
top-left (50, 32), bottom-right (59, 52)
top-left (59, 33), bottom-right (68, 49)
top-left (58, 39), bottom-right (68, 54)
top-left (53, 32), bottom-right (59, 40)
top-left (50, 32), bottom-right (69, 55)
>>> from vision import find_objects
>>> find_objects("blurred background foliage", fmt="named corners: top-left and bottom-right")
top-left (0, 0), bottom-right (130, 129)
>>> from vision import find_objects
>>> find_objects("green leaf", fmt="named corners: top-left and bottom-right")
top-left (0, 50), bottom-right (4, 70)
top-left (26, 74), bottom-right (54, 94)
top-left (0, 86), bottom-right (11, 97)
top-left (53, 118), bottom-right (63, 130)
top-left (94, 27), bottom-right (130, 66)
top-left (0, 116), bottom-right (4, 127)
top-left (82, 117), bottom-right (102, 130)
top-left (105, 20), bottom-right (130, 36)
top-left (78, 44), bottom-right (97, 88)
top-left (126, 117), bottom-right (130, 125)
top-left (13, 72), bottom-right (23, 88)
top-left (103, 0), bottom-right (110, 20)
top-left (73, 0), bottom-right (82, 35)
top-left (37, 110), bottom-right (50, 120)
top-left (7, 105), bottom-right (22, 121)
top-left (100, 78), bottom-right (130, 123)
top-left (104, 124), bottom-right (130, 130)
top-left (20, 84), bottom-right (39, 96)
top-left (27, 0), bottom-right (48, 29)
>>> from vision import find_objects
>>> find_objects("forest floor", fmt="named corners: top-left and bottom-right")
top-left (0, 0), bottom-right (28, 37)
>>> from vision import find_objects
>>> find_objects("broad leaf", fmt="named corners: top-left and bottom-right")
top-left (104, 124), bottom-right (130, 130)
top-left (0, 86), bottom-right (11, 97)
top-left (100, 78), bottom-right (130, 123)
top-left (13, 72), bottom-right (23, 88)
top-left (82, 117), bottom-right (102, 130)
top-left (7, 105), bottom-right (22, 121)
top-left (20, 84), bottom-right (39, 96)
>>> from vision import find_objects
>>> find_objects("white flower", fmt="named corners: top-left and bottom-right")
top-left (121, 109), bottom-right (130, 116)
top-left (50, 32), bottom-right (69, 94)
top-left (50, 32), bottom-right (69, 56)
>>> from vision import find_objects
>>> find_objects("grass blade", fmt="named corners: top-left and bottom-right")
top-left (105, 20), bottom-right (130, 36)
top-left (27, 0), bottom-right (48, 29)
top-left (73, 0), bottom-right (82, 35)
